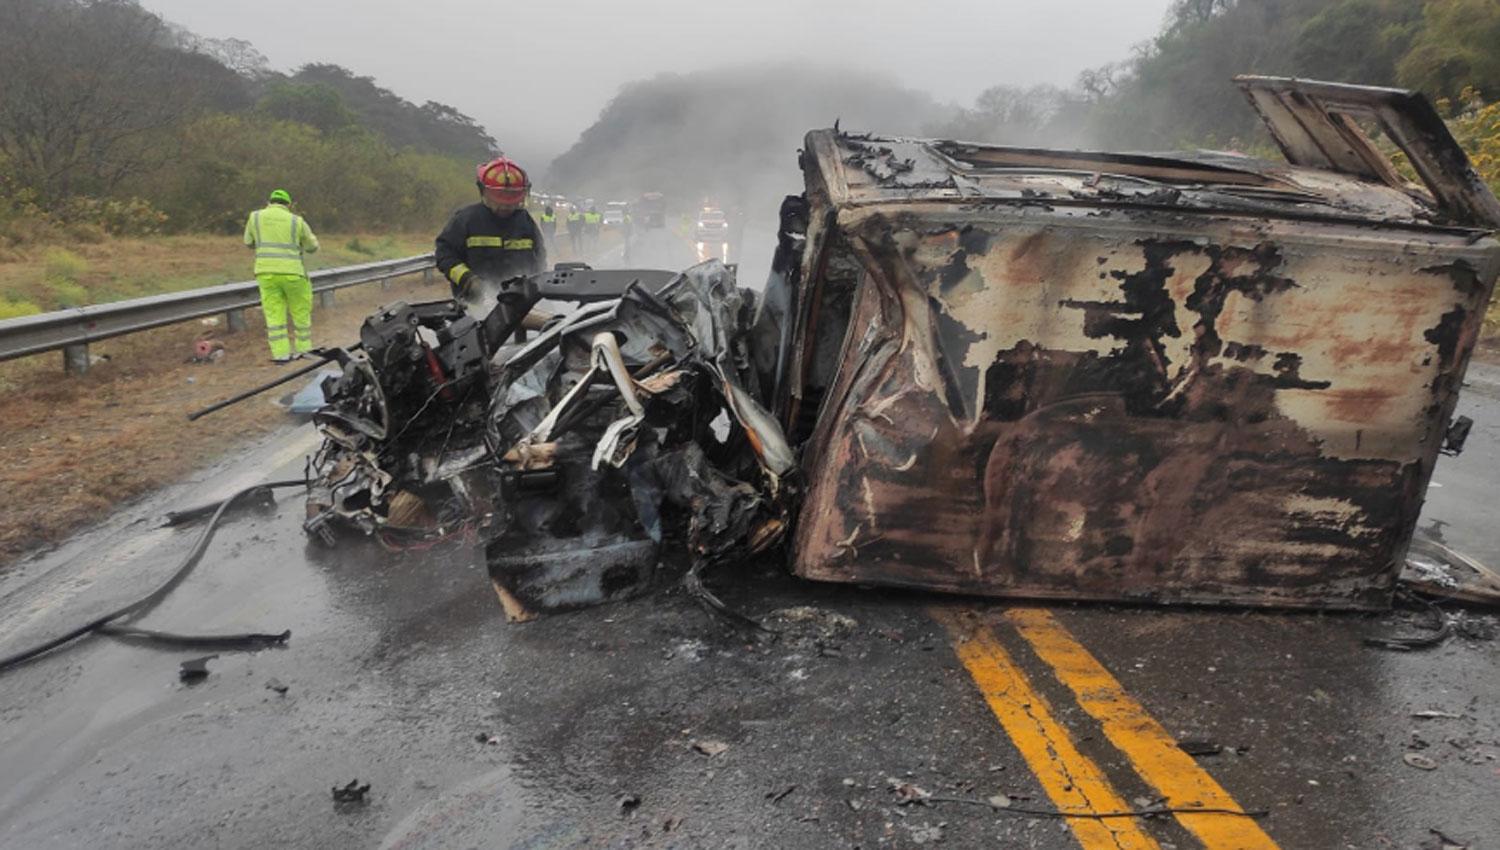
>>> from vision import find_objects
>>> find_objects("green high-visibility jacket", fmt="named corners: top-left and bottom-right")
top-left (583, 212), bottom-right (602, 224)
top-left (243, 203), bottom-right (319, 276)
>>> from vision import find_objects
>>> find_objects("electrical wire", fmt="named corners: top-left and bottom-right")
top-left (0, 479), bottom-right (305, 674)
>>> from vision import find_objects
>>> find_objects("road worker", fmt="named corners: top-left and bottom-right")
top-left (566, 206), bottom-right (584, 257)
top-left (435, 157), bottom-right (547, 302)
top-left (583, 205), bottom-right (603, 253)
top-left (243, 189), bottom-right (319, 363)
top-left (538, 205), bottom-right (557, 243)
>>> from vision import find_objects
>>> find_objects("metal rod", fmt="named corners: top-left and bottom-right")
top-left (186, 344), bottom-right (361, 421)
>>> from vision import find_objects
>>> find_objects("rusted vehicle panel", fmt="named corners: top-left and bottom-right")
top-left (772, 77), bottom-right (1500, 609)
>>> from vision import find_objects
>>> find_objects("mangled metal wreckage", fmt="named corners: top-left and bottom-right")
top-left (304, 262), bottom-right (795, 617)
top-left (306, 76), bottom-right (1500, 614)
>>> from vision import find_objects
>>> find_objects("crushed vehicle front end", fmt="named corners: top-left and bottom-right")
top-left (765, 77), bottom-right (1500, 610)
top-left (304, 262), bottom-right (795, 618)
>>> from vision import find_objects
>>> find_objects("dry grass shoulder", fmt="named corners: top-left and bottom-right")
top-left (0, 272), bottom-right (444, 567)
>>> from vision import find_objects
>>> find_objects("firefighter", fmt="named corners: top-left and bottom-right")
top-left (566, 206), bottom-right (584, 257)
top-left (243, 188), bottom-right (319, 363)
top-left (435, 157), bottom-right (547, 302)
top-left (538, 205), bottom-right (557, 243)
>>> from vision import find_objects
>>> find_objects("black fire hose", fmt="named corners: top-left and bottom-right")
top-left (0, 479), bottom-right (306, 675)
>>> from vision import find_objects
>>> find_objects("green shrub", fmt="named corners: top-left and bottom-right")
top-left (54, 196), bottom-right (168, 237)
top-left (38, 248), bottom-right (90, 307)
top-left (0, 179), bottom-right (62, 248)
top-left (0, 296), bottom-right (42, 320)
top-left (345, 236), bottom-right (374, 255)
top-left (43, 248), bottom-right (88, 283)
top-left (142, 114), bottom-right (475, 235)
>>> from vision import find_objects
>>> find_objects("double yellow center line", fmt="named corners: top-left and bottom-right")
top-left (935, 607), bottom-right (1280, 850)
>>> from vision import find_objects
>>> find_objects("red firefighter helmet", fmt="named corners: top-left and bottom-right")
top-left (476, 157), bottom-right (530, 205)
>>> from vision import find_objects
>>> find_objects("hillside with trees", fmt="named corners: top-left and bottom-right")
top-left (926, 0), bottom-right (1500, 159)
top-left (0, 0), bottom-right (497, 247)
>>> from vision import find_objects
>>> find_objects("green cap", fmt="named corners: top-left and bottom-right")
top-left (268, 189), bottom-right (291, 204)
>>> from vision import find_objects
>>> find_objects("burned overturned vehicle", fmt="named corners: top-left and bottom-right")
top-left (305, 262), bottom-right (795, 619)
top-left (305, 76), bottom-right (1499, 616)
top-left (765, 76), bottom-right (1499, 610)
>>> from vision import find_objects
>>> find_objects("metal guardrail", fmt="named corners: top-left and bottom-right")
top-left (0, 254), bottom-right (435, 370)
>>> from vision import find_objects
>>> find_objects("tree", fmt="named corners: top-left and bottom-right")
top-left (1292, 0), bottom-right (1422, 85)
top-left (1397, 0), bottom-right (1500, 100)
top-left (288, 63), bottom-right (498, 158)
top-left (0, 0), bottom-right (228, 205)
top-left (256, 81), bottom-right (358, 133)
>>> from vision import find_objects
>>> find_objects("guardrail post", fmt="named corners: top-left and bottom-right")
top-left (316, 290), bottom-right (335, 309)
top-left (63, 343), bottom-right (89, 375)
top-left (225, 308), bottom-right (247, 333)
top-left (380, 275), bottom-right (391, 291)
top-left (423, 267), bottom-right (434, 285)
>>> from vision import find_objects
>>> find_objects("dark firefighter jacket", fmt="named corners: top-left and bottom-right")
top-left (434, 204), bottom-right (547, 296)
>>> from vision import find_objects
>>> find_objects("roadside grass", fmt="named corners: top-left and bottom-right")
top-left (0, 272), bottom-right (442, 567)
top-left (0, 231), bottom-right (431, 316)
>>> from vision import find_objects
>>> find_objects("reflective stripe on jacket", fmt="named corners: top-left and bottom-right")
top-left (243, 204), bottom-right (319, 276)
top-left (433, 203), bottom-right (546, 294)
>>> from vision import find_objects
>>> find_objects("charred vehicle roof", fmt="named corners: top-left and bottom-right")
top-left (765, 76), bottom-right (1500, 610)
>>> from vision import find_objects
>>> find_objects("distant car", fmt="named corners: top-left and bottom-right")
top-left (694, 207), bottom-right (728, 242)
top-left (603, 201), bottom-right (629, 227)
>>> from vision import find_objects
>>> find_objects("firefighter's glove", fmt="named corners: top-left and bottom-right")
top-left (454, 270), bottom-right (474, 299)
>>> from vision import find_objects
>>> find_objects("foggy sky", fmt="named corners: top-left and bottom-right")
top-left (139, 0), bottom-right (1174, 166)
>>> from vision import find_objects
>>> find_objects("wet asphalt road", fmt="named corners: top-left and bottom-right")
top-left (0, 362), bottom-right (1497, 849)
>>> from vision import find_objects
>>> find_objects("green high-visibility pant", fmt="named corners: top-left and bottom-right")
top-left (256, 272), bottom-right (313, 358)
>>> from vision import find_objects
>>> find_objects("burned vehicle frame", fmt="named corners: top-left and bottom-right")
top-left (304, 262), bottom-right (795, 618)
top-left (760, 77), bottom-right (1500, 610)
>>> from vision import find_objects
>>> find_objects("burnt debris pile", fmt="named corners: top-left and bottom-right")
top-left (303, 261), bottom-right (796, 620)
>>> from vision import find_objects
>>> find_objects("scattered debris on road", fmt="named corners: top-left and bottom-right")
top-left (690, 739), bottom-right (730, 757)
top-left (1364, 594), bottom-right (1454, 651)
top-left (1404, 753), bottom-right (1440, 771)
top-left (1411, 710), bottom-right (1465, 720)
top-left (331, 779), bottom-right (371, 804)
top-left (766, 784), bottom-right (797, 804)
top-left (1426, 828), bottom-right (1473, 850)
top-left (1402, 533), bottom-right (1500, 606)
top-left (889, 777), bottom-right (932, 805)
top-left (1177, 740), bottom-right (1224, 757)
top-left (264, 678), bottom-right (289, 695)
top-left (178, 655), bottom-right (216, 683)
